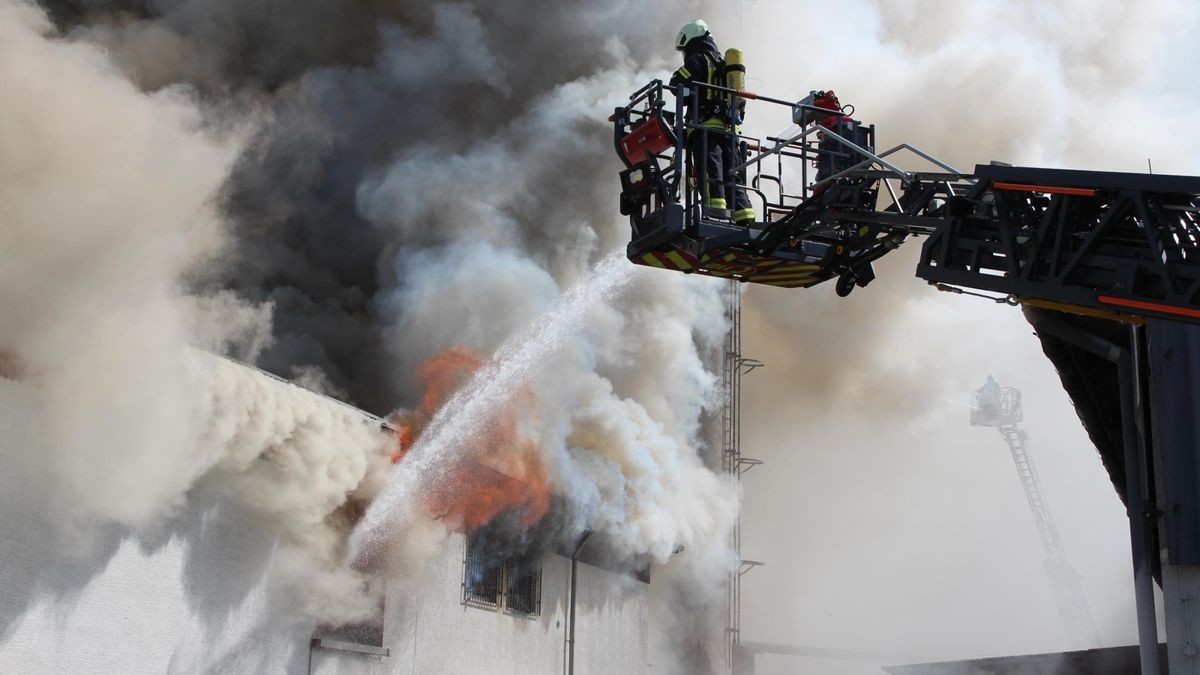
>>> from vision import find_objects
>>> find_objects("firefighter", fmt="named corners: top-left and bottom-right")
top-left (669, 20), bottom-right (756, 227)
top-left (978, 375), bottom-right (1001, 423)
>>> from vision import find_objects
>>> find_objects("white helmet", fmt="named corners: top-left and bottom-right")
top-left (675, 19), bottom-right (710, 51)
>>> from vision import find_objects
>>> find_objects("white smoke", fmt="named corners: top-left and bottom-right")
top-left (350, 3), bottom-right (742, 629)
top-left (691, 0), bottom-right (1200, 671)
top-left (0, 0), bottom-right (241, 527)
top-left (0, 0), bottom-right (394, 628)
top-left (357, 62), bottom-right (741, 568)
top-left (2, 3), bottom-right (744, 663)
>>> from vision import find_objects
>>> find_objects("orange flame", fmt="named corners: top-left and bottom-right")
top-left (386, 346), bottom-right (550, 533)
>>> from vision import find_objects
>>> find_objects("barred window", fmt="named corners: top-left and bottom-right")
top-left (312, 597), bottom-right (389, 657)
top-left (505, 559), bottom-right (541, 616)
top-left (464, 535), bottom-right (502, 609)
top-left (462, 534), bottom-right (541, 616)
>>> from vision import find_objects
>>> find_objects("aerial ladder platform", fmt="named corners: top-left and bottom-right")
top-left (613, 78), bottom-right (1200, 674)
top-left (612, 79), bottom-right (1200, 325)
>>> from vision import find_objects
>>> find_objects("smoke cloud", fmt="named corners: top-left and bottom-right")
top-left (696, 0), bottom-right (1200, 672)
top-left (2, 0), bottom-right (748, 669)
top-left (0, 0), bottom-right (244, 527)
top-left (16, 0), bottom-right (1187, 671)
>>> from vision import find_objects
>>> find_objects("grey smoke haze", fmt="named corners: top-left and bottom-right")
top-left (1, 0), bottom-right (746, 670)
top-left (0, 0), bottom-right (400, 635)
top-left (39, 0), bottom-right (708, 413)
top-left (701, 0), bottom-right (1200, 673)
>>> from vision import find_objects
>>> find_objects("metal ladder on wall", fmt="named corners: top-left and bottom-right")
top-left (722, 280), bottom-right (763, 673)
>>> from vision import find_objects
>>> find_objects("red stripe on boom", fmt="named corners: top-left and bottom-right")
top-left (1098, 295), bottom-right (1200, 320)
top-left (993, 182), bottom-right (1097, 197)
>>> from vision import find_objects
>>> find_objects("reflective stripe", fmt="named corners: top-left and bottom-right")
top-left (665, 251), bottom-right (693, 270)
top-left (707, 197), bottom-right (728, 208)
top-left (640, 253), bottom-right (667, 269)
top-left (686, 119), bottom-right (732, 136)
top-left (733, 208), bottom-right (756, 223)
top-left (677, 66), bottom-right (691, 79)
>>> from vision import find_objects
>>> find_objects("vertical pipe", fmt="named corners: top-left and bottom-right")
top-left (692, 84), bottom-right (705, 222)
top-left (568, 532), bottom-right (591, 675)
top-left (1121, 324), bottom-right (1161, 675)
top-left (568, 557), bottom-right (578, 675)
top-left (674, 82), bottom-right (688, 217)
top-left (1029, 313), bottom-right (1160, 673)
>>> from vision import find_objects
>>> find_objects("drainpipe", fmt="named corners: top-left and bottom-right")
top-left (567, 531), bottom-right (592, 675)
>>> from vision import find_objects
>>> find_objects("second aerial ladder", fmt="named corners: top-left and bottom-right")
top-left (971, 377), bottom-right (1101, 646)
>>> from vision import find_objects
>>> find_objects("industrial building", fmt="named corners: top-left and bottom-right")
top-left (0, 367), bottom-right (650, 674)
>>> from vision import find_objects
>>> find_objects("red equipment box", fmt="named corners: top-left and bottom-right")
top-left (620, 116), bottom-right (674, 165)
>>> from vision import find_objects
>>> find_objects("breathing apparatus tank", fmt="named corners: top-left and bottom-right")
top-left (724, 48), bottom-right (746, 125)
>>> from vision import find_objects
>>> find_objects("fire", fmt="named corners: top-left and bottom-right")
top-left (386, 347), bottom-right (482, 465)
top-left (385, 346), bottom-right (550, 533)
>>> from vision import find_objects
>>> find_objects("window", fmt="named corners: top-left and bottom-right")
top-left (462, 534), bottom-right (541, 616)
top-left (464, 535), bottom-right (503, 609)
top-left (312, 598), bottom-right (388, 657)
top-left (504, 557), bottom-right (541, 616)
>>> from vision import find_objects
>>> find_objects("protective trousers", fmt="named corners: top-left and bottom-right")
top-left (687, 128), bottom-right (755, 225)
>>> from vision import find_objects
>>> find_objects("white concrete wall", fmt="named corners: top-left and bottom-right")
top-left (381, 534), bottom-right (649, 675)
top-left (0, 376), bottom-right (648, 674)
top-left (0, 376), bottom-right (319, 674)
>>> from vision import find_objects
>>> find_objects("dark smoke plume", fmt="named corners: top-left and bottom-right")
top-left (4, 1), bottom-right (742, 671)
top-left (41, 0), bottom-right (706, 413)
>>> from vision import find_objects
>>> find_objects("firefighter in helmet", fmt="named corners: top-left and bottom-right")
top-left (978, 375), bottom-right (1001, 424)
top-left (669, 20), bottom-right (756, 227)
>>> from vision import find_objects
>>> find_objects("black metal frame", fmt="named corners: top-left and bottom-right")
top-left (917, 164), bottom-right (1200, 323)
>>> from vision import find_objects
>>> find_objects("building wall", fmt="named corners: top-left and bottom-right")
top-left (373, 534), bottom-right (648, 675)
top-left (0, 375), bottom-right (648, 675)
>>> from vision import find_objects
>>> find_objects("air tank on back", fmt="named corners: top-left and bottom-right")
top-left (725, 48), bottom-right (745, 124)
